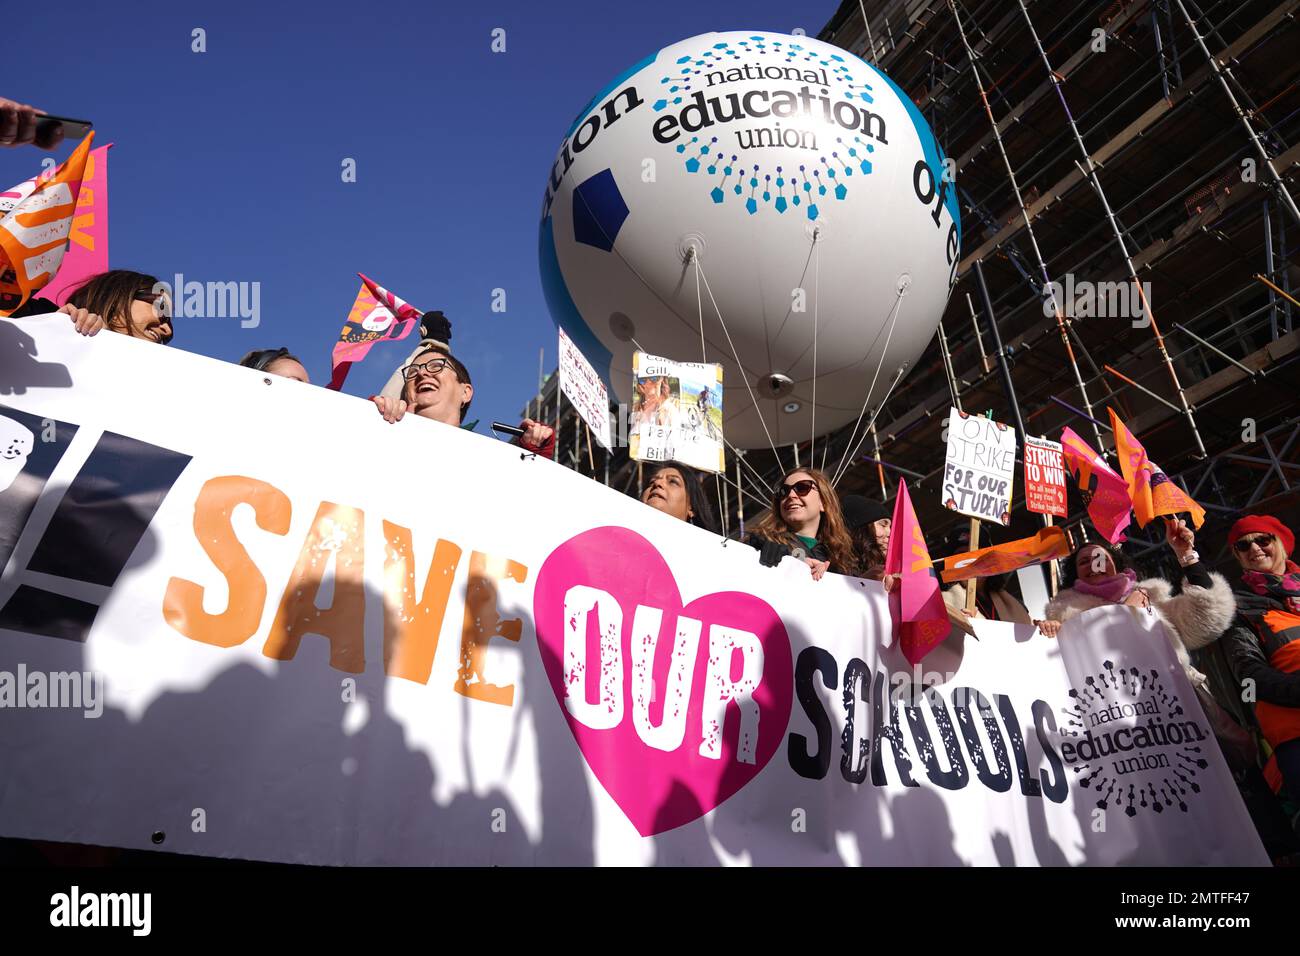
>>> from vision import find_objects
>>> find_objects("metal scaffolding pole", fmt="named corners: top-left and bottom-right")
top-left (1016, 0), bottom-right (1208, 458)
top-left (1174, 0), bottom-right (1300, 227)
top-left (947, 0), bottom-right (1107, 453)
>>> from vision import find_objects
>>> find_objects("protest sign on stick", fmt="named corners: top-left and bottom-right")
top-left (941, 408), bottom-right (1017, 526)
top-left (558, 327), bottom-right (612, 450)
top-left (1023, 436), bottom-right (1067, 517)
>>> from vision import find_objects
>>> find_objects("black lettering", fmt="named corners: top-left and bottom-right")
top-left (787, 646), bottom-right (837, 780)
top-left (840, 658), bottom-right (870, 784)
top-left (871, 670), bottom-right (918, 788)
top-left (996, 694), bottom-right (1042, 797)
top-left (954, 687), bottom-right (1013, 792)
top-left (904, 687), bottom-right (969, 790)
top-left (1032, 699), bottom-right (1068, 803)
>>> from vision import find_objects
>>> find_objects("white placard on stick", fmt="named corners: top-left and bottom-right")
top-left (942, 408), bottom-right (1017, 525)
top-left (629, 351), bottom-right (724, 474)
top-left (558, 327), bottom-right (612, 449)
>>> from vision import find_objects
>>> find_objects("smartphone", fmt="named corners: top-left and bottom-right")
top-left (33, 114), bottom-right (94, 141)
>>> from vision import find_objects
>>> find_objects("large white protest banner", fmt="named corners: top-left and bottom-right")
top-left (942, 408), bottom-right (1017, 525)
top-left (557, 327), bottom-right (611, 449)
top-left (0, 315), bottom-right (1266, 866)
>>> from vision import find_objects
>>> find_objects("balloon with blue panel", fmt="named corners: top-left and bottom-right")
top-left (539, 31), bottom-right (960, 450)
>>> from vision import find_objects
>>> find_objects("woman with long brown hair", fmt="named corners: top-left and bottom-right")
top-left (64, 270), bottom-right (173, 343)
top-left (746, 467), bottom-right (857, 580)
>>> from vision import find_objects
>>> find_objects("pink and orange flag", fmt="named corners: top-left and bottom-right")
top-left (1108, 408), bottom-right (1206, 529)
top-left (1060, 426), bottom-right (1132, 543)
top-left (883, 479), bottom-right (950, 665)
top-left (327, 273), bottom-right (422, 390)
top-left (939, 526), bottom-right (1071, 583)
top-left (40, 143), bottom-right (111, 305)
top-left (0, 132), bottom-right (94, 316)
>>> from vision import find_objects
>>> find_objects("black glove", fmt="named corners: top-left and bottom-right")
top-left (758, 539), bottom-right (788, 568)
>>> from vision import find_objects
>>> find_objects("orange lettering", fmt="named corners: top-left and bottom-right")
top-left (382, 521), bottom-right (462, 684)
top-left (454, 552), bottom-right (526, 707)
top-left (264, 502), bottom-right (366, 673)
top-left (163, 475), bottom-right (291, 648)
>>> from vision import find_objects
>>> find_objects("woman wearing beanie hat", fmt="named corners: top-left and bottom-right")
top-left (1217, 513), bottom-right (1300, 800)
top-left (841, 494), bottom-right (891, 580)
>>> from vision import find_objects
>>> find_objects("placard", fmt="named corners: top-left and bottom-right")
top-left (629, 351), bottom-right (724, 473)
top-left (558, 327), bottom-right (612, 449)
top-left (941, 408), bottom-right (1016, 525)
top-left (1024, 436), bottom-right (1067, 517)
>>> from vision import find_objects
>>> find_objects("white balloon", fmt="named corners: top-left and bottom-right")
top-left (539, 31), bottom-right (961, 450)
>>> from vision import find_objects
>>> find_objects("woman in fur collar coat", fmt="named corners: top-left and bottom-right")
top-left (1039, 519), bottom-right (1236, 685)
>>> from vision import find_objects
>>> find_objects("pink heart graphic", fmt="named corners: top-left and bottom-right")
top-left (533, 526), bottom-right (793, 836)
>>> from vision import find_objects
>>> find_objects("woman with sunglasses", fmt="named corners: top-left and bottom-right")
top-left (1216, 515), bottom-right (1300, 801)
top-left (745, 468), bottom-right (856, 581)
top-left (639, 461), bottom-right (719, 534)
top-left (9, 270), bottom-right (173, 343)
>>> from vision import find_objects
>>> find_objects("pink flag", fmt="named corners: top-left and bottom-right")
top-left (327, 273), bottom-right (421, 390)
top-left (40, 144), bottom-right (111, 305)
top-left (883, 479), bottom-right (949, 665)
top-left (1060, 426), bottom-right (1132, 543)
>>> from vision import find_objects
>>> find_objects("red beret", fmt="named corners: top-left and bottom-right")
top-left (1228, 514), bottom-right (1294, 555)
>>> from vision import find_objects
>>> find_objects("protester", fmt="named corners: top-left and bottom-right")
top-left (240, 348), bottom-right (310, 383)
top-left (640, 461), bottom-right (719, 534)
top-left (842, 494), bottom-right (891, 579)
top-left (746, 467), bottom-right (856, 580)
top-left (0, 97), bottom-right (62, 149)
top-left (8, 271), bottom-right (173, 342)
top-left (371, 311), bottom-right (554, 457)
top-left (1214, 515), bottom-right (1300, 800)
top-left (1038, 520), bottom-right (1235, 681)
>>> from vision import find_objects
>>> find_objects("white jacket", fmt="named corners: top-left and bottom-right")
top-left (1043, 571), bottom-right (1236, 683)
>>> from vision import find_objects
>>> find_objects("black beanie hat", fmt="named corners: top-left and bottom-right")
top-left (841, 494), bottom-right (892, 530)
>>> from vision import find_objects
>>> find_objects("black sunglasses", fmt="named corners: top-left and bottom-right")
top-left (1233, 533), bottom-right (1275, 553)
top-left (775, 479), bottom-right (817, 500)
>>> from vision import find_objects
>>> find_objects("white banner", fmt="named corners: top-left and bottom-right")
top-left (0, 316), bottom-right (1266, 866)
top-left (557, 327), bottom-right (611, 450)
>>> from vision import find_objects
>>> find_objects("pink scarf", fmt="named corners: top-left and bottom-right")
top-left (1241, 559), bottom-right (1300, 614)
top-left (1073, 568), bottom-right (1138, 604)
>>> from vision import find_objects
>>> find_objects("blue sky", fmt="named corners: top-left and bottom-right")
top-left (5, 0), bottom-right (837, 431)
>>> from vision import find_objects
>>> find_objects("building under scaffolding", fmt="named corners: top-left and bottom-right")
top-left (528, 0), bottom-right (1300, 577)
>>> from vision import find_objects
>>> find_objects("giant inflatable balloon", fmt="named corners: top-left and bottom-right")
top-left (539, 32), bottom-right (961, 450)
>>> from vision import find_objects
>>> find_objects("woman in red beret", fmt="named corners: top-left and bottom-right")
top-left (1218, 514), bottom-right (1300, 800)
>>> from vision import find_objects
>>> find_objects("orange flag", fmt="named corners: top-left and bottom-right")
top-left (1108, 408), bottom-right (1206, 528)
top-left (0, 133), bottom-right (94, 316)
top-left (940, 526), bottom-right (1070, 583)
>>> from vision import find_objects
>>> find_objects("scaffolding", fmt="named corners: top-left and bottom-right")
top-left (810, 0), bottom-right (1300, 576)
top-left (527, 0), bottom-right (1300, 577)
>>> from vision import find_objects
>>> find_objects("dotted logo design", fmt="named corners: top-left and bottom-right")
top-left (1059, 662), bottom-right (1210, 818)
top-left (650, 37), bottom-right (885, 220)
